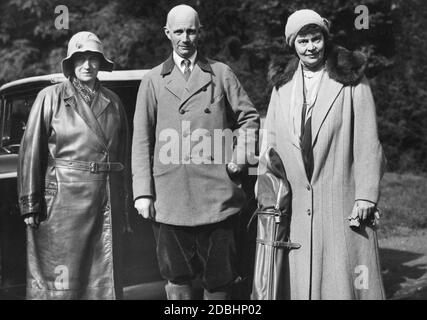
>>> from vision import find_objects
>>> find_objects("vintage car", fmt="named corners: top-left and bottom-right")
top-left (0, 71), bottom-right (256, 300)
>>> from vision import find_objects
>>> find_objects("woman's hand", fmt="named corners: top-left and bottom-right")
top-left (134, 198), bottom-right (155, 219)
top-left (354, 200), bottom-right (376, 221)
top-left (349, 200), bottom-right (381, 228)
top-left (24, 213), bottom-right (40, 228)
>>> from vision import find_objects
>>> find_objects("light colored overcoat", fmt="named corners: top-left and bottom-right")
top-left (132, 55), bottom-right (259, 226)
top-left (260, 46), bottom-right (386, 299)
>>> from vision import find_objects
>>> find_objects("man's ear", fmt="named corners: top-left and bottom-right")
top-left (196, 26), bottom-right (203, 40)
top-left (164, 26), bottom-right (171, 40)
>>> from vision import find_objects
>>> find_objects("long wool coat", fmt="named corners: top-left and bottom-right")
top-left (260, 46), bottom-right (386, 299)
top-left (132, 54), bottom-right (260, 226)
top-left (18, 80), bottom-right (130, 299)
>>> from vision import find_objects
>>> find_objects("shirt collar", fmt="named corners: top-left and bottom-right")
top-left (173, 50), bottom-right (197, 70)
top-left (161, 52), bottom-right (213, 76)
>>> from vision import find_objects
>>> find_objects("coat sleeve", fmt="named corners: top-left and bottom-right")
top-left (17, 88), bottom-right (53, 216)
top-left (131, 74), bottom-right (157, 200)
top-left (352, 76), bottom-right (385, 204)
top-left (255, 87), bottom-right (279, 197)
top-left (223, 66), bottom-right (260, 169)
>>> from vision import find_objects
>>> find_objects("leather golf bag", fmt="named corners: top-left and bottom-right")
top-left (251, 147), bottom-right (300, 300)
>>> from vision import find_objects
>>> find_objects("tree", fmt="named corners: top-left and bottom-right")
top-left (0, 0), bottom-right (426, 172)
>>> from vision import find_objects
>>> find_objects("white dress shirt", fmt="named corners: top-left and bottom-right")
top-left (173, 50), bottom-right (197, 74)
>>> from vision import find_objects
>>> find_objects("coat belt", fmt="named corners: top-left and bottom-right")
top-left (48, 158), bottom-right (124, 173)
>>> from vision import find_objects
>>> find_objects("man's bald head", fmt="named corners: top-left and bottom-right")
top-left (164, 4), bottom-right (201, 59)
top-left (166, 4), bottom-right (201, 29)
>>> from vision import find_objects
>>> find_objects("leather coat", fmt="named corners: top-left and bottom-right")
top-left (18, 79), bottom-right (130, 299)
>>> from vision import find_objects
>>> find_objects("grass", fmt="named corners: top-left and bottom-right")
top-left (377, 172), bottom-right (427, 238)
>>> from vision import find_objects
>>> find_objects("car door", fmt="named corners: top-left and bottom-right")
top-left (105, 81), bottom-right (165, 298)
top-left (0, 93), bottom-right (34, 299)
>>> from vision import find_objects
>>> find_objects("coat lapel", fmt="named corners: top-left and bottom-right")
top-left (161, 55), bottom-right (185, 100)
top-left (164, 67), bottom-right (186, 100)
top-left (278, 80), bottom-right (309, 183)
top-left (277, 82), bottom-right (292, 134)
top-left (311, 72), bottom-right (343, 146)
top-left (92, 88), bottom-right (112, 119)
top-left (161, 54), bottom-right (213, 108)
top-left (62, 80), bottom-right (108, 149)
top-left (180, 63), bottom-right (211, 107)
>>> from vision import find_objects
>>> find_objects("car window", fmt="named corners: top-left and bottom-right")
top-left (105, 83), bottom-right (139, 131)
top-left (3, 95), bottom-right (36, 150)
top-left (0, 81), bottom-right (140, 155)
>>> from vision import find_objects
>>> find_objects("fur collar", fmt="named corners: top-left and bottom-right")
top-left (269, 45), bottom-right (367, 89)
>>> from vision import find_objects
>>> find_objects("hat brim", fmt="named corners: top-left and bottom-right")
top-left (61, 50), bottom-right (114, 77)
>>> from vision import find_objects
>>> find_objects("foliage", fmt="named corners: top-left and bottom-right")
top-left (0, 0), bottom-right (426, 172)
top-left (378, 172), bottom-right (427, 238)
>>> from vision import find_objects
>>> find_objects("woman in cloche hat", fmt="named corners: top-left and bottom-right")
top-left (18, 31), bottom-right (130, 299)
top-left (257, 9), bottom-right (386, 299)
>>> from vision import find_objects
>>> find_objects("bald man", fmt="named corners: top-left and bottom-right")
top-left (132, 4), bottom-right (259, 300)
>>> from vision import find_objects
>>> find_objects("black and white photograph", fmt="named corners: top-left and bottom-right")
top-left (0, 0), bottom-right (426, 306)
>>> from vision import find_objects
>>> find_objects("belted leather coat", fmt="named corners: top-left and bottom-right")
top-left (18, 79), bottom-right (130, 299)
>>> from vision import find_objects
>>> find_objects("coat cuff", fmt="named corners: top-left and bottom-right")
top-left (355, 187), bottom-right (380, 205)
top-left (132, 176), bottom-right (154, 201)
top-left (355, 198), bottom-right (377, 206)
top-left (19, 195), bottom-right (41, 216)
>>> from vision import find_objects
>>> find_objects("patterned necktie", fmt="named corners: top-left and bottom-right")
top-left (182, 59), bottom-right (191, 81)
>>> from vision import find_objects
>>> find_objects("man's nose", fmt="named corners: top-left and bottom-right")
top-left (182, 32), bottom-right (190, 42)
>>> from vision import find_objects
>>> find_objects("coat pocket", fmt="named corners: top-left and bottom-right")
top-left (43, 180), bottom-right (58, 220)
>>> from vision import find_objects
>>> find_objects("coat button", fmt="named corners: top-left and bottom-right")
top-left (306, 184), bottom-right (311, 191)
top-left (183, 131), bottom-right (190, 138)
top-left (307, 209), bottom-right (311, 216)
top-left (204, 108), bottom-right (211, 113)
top-left (179, 109), bottom-right (185, 114)
top-left (183, 155), bottom-right (191, 162)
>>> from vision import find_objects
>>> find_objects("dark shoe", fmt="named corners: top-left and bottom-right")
top-left (165, 282), bottom-right (193, 300)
